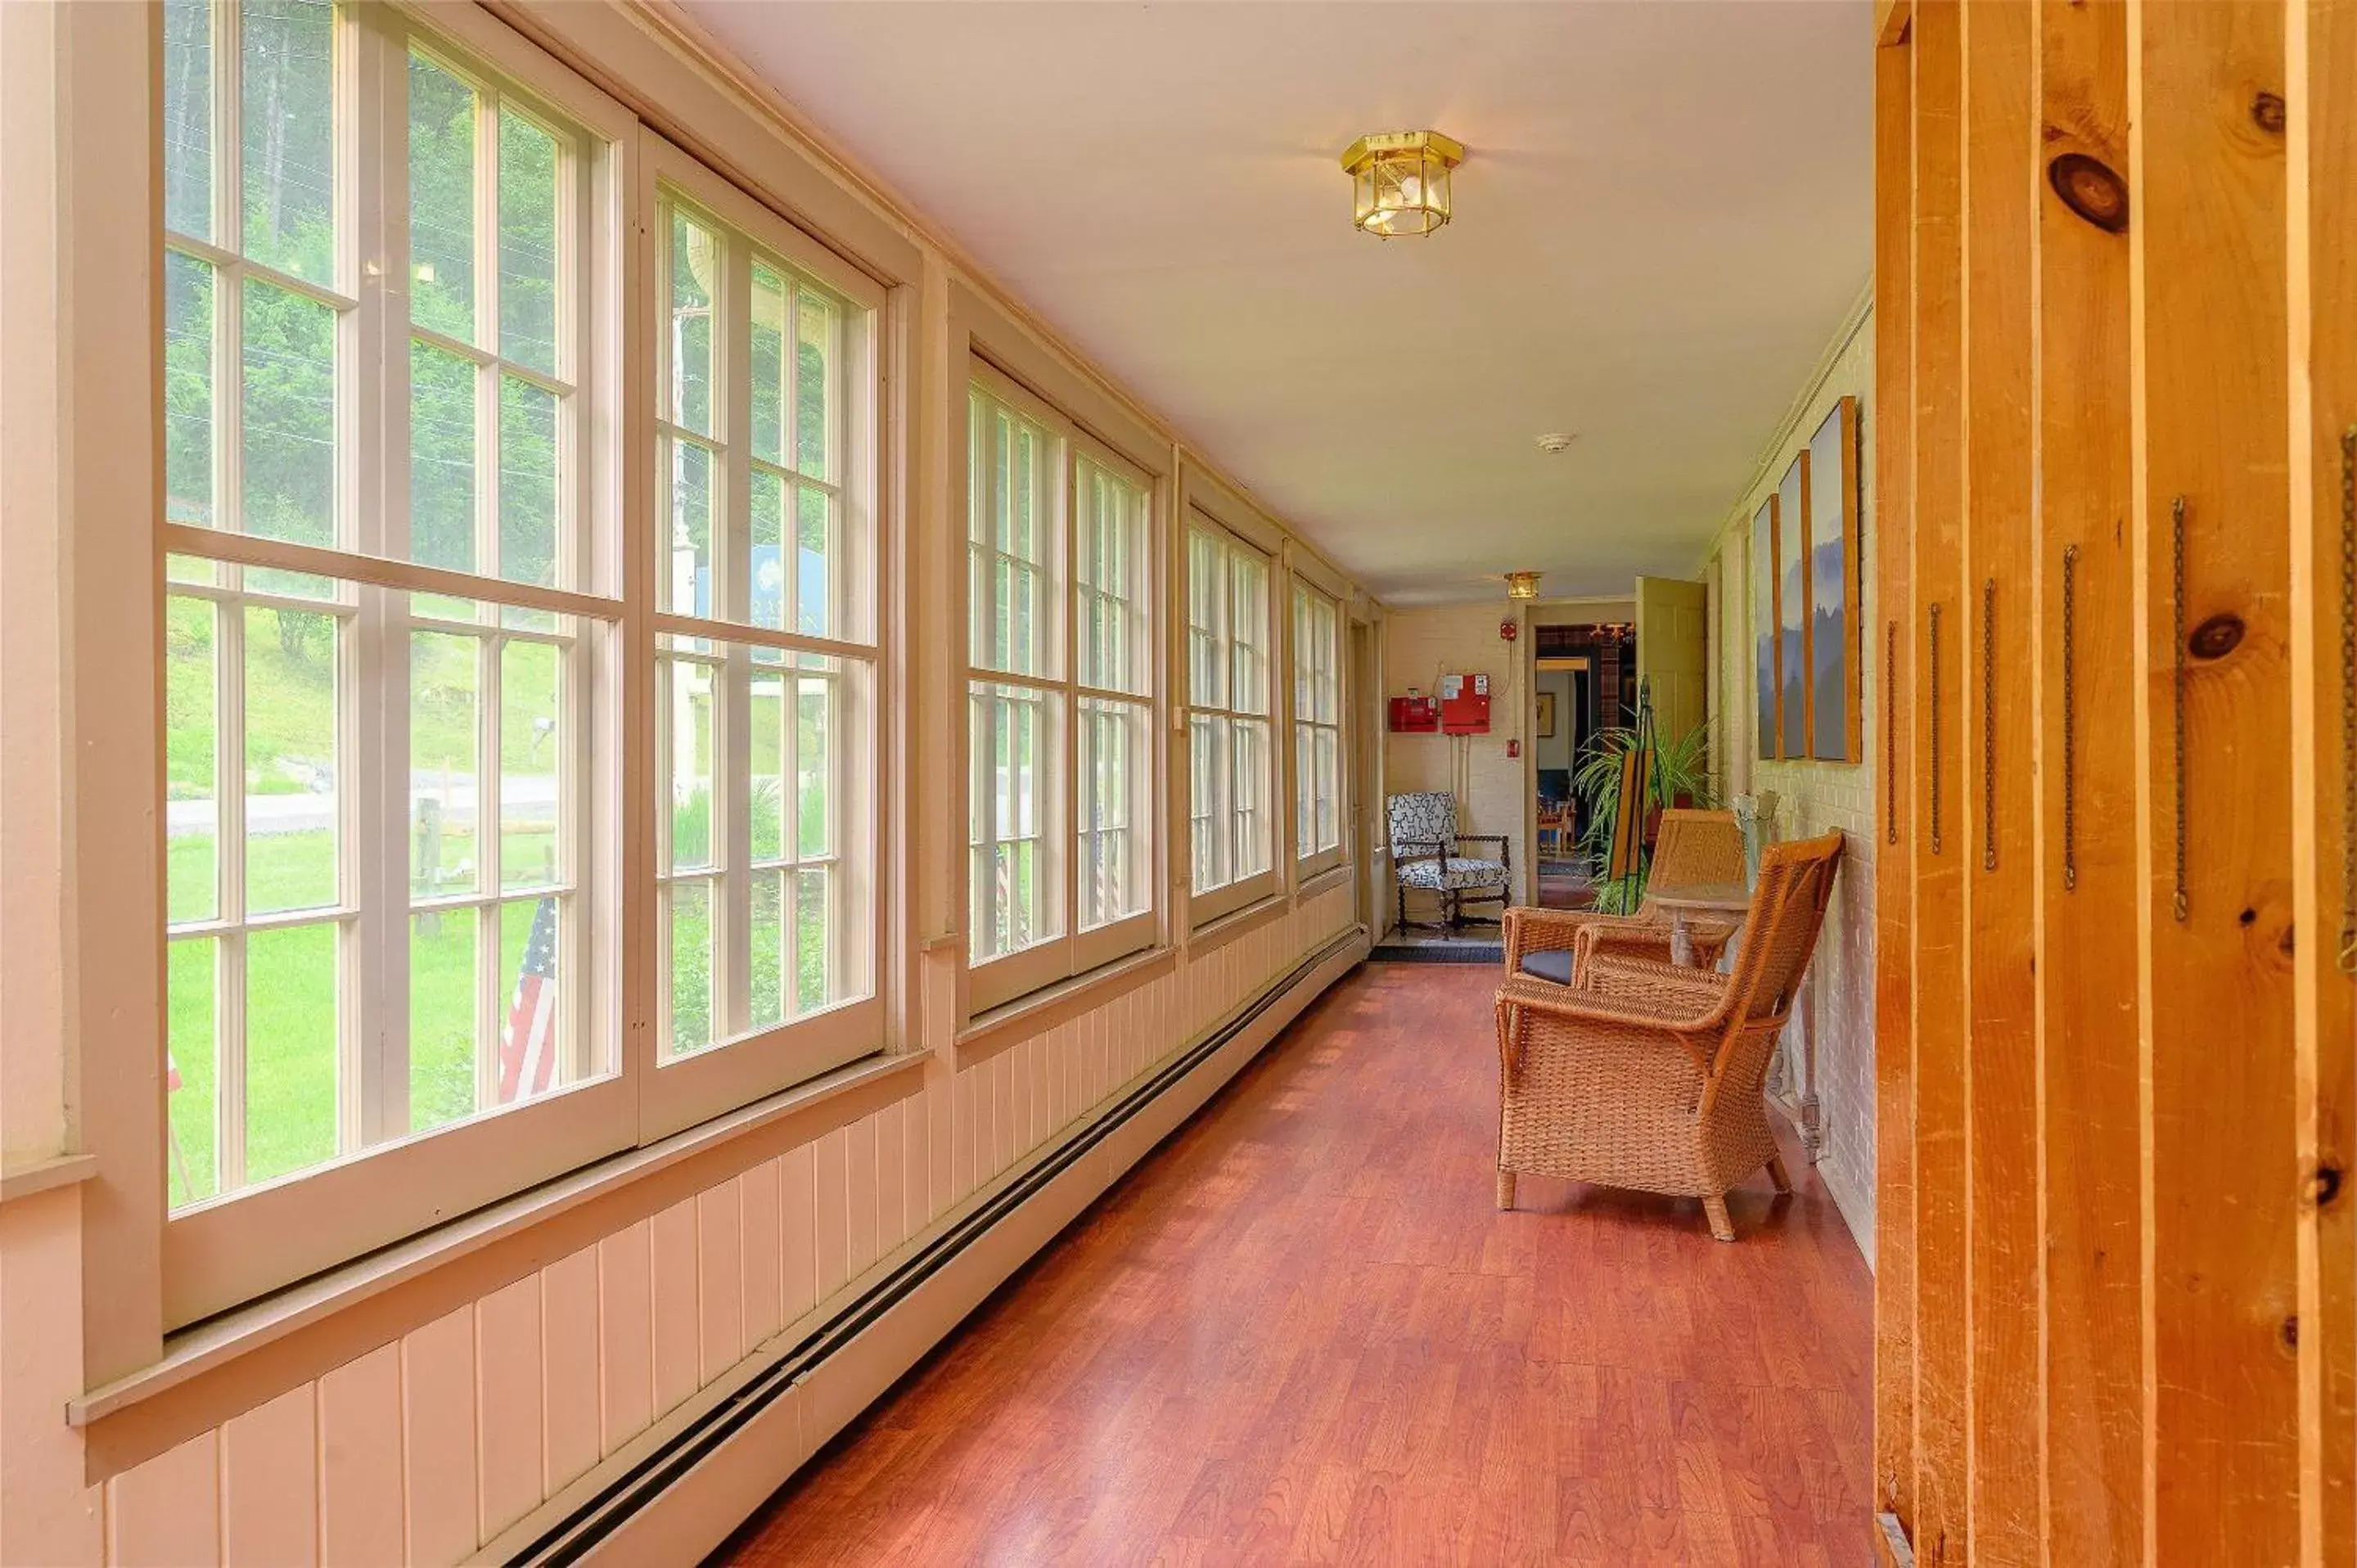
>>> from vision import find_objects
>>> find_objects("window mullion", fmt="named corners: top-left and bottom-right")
top-left (1061, 457), bottom-right (1080, 955)
top-left (352, 17), bottom-right (409, 1148)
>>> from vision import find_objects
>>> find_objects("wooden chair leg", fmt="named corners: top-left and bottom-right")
top-left (1766, 1153), bottom-right (1794, 1194)
top-left (1702, 1194), bottom-right (1736, 1242)
top-left (1496, 1169), bottom-right (1517, 1210)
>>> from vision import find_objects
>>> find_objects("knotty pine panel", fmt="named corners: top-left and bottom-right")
top-left (1908, 4), bottom-right (1972, 1561)
top-left (2134, 2), bottom-right (2301, 1557)
top-left (1961, 0), bottom-right (2043, 1555)
top-left (2035, 2), bottom-right (2145, 1560)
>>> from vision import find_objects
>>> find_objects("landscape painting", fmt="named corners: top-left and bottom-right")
top-left (1808, 397), bottom-right (1861, 761)
top-left (1751, 494), bottom-right (1778, 759)
top-left (1777, 454), bottom-right (1809, 760)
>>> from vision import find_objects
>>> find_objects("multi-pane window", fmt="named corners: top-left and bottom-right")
top-left (652, 158), bottom-right (881, 1129)
top-left (160, 0), bottom-right (615, 1223)
top-left (1293, 584), bottom-right (1344, 867)
top-left (967, 371), bottom-right (1156, 1011)
top-left (1188, 519), bottom-right (1274, 915)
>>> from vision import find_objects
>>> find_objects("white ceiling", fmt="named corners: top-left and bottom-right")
top-left (683, 0), bottom-right (1873, 605)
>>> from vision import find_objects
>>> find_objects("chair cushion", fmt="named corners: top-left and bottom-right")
top-left (1517, 948), bottom-right (1575, 986)
top-left (1386, 791), bottom-right (1458, 856)
top-left (1397, 857), bottom-right (1507, 891)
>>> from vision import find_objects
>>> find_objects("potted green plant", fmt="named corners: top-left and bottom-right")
top-left (1571, 720), bottom-right (1716, 914)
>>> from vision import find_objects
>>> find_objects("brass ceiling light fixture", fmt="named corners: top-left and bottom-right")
top-left (1342, 130), bottom-right (1464, 238)
top-left (1504, 570), bottom-right (1542, 601)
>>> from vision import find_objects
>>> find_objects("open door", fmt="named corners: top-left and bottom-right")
top-left (1634, 575), bottom-right (1708, 748)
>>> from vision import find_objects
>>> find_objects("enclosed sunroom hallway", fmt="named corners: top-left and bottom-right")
top-left (720, 962), bottom-right (1873, 1566)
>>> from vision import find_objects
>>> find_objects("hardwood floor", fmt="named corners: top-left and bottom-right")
top-left (718, 962), bottom-right (1874, 1566)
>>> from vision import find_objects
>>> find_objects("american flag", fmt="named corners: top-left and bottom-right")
top-left (498, 896), bottom-right (561, 1104)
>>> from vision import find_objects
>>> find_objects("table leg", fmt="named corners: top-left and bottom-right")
top-left (1670, 912), bottom-right (1693, 966)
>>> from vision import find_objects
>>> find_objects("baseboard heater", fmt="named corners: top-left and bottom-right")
top-left (510, 927), bottom-right (1366, 1566)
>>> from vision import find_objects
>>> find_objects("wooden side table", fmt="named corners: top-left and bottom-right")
top-left (1647, 881), bottom-right (1754, 966)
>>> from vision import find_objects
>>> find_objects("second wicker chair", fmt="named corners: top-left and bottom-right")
top-left (1503, 807), bottom-right (1747, 987)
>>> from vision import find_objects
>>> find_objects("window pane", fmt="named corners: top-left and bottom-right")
top-left (407, 52), bottom-right (476, 342)
top-left (1233, 718), bottom-right (1270, 880)
top-left (167, 597), bottom-right (219, 925)
top-left (1230, 552), bottom-right (1269, 714)
top-left (244, 920), bottom-right (339, 1185)
top-left (796, 867), bottom-right (829, 1012)
top-left (410, 630), bottom-right (479, 898)
top-left (498, 107), bottom-right (560, 375)
top-left (798, 484), bottom-right (833, 638)
top-left (164, 252), bottom-right (216, 529)
top-left (1188, 529), bottom-right (1224, 705)
top-left (409, 908), bottom-right (476, 1134)
top-left (750, 263), bottom-right (788, 468)
top-left (665, 437), bottom-right (714, 618)
top-left (498, 376), bottom-right (559, 588)
top-left (244, 605), bottom-right (338, 914)
top-left (968, 681), bottom-right (1057, 961)
top-left (164, 0), bottom-right (213, 241)
top-left (497, 894), bottom-right (564, 1102)
top-left (665, 879), bottom-right (714, 1059)
top-left (167, 936), bottom-right (218, 1209)
top-left (798, 674), bottom-right (831, 858)
top-left (1190, 713), bottom-right (1225, 894)
top-left (663, 656), bottom-right (715, 872)
top-left (242, 276), bottom-right (337, 551)
top-left (241, 0), bottom-right (336, 286)
top-left (501, 638), bottom-right (561, 890)
top-left (795, 291), bottom-right (833, 479)
top-left (667, 207), bottom-right (716, 435)
top-left (750, 870), bottom-right (786, 1031)
top-left (1080, 698), bottom-right (1147, 929)
top-left (1077, 460), bottom-right (1147, 696)
top-left (750, 468), bottom-right (786, 632)
top-left (750, 659), bottom-right (786, 862)
top-left (410, 339), bottom-right (478, 573)
top-left (1318, 727), bottom-right (1341, 852)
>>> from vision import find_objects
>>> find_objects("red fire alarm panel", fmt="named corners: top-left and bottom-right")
top-left (1389, 693), bottom-right (1440, 733)
top-left (1440, 672), bottom-right (1491, 735)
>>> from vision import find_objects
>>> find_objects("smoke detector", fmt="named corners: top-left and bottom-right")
top-left (1535, 432), bottom-right (1576, 454)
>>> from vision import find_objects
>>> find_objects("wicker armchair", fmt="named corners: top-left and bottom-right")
top-left (1502, 808), bottom-right (1746, 987)
top-left (1492, 830), bottom-right (1845, 1241)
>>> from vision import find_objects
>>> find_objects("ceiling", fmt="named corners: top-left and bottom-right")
top-left (683, 0), bottom-right (1873, 606)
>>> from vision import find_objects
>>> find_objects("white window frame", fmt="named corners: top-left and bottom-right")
top-left (966, 362), bottom-right (1158, 1014)
top-left (1187, 511), bottom-right (1278, 924)
top-left (155, 0), bottom-right (638, 1327)
top-left (1292, 581), bottom-right (1345, 877)
top-left (642, 137), bottom-right (886, 1141)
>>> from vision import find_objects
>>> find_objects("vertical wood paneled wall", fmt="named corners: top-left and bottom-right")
top-left (1873, 0), bottom-right (2355, 1561)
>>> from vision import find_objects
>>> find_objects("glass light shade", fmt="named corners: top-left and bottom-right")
top-left (1504, 570), bottom-right (1541, 600)
top-left (1343, 132), bottom-right (1462, 239)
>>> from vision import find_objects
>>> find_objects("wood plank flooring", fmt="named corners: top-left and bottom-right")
top-left (718, 962), bottom-right (1873, 1566)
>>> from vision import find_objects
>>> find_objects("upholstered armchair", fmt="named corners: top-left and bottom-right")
top-left (1503, 808), bottom-right (1746, 986)
top-left (1492, 831), bottom-right (1844, 1241)
top-left (1387, 791), bottom-right (1511, 930)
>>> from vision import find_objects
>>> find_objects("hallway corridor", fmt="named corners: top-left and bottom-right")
top-left (720, 963), bottom-right (1874, 1566)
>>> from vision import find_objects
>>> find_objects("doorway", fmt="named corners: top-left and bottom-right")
top-left (1526, 618), bottom-right (1635, 910)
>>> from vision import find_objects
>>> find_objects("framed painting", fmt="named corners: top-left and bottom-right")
top-left (1777, 453), bottom-right (1808, 760)
top-left (1807, 396), bottom-right (1861, 761)
top-left (1535, 690), bottom-right (1557, 739)
top-left (1751, 493), bottom-right (1779, 759)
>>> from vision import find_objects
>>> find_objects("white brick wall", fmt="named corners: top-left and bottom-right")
top-left (1706, 307), bottom-right (1878, 1265)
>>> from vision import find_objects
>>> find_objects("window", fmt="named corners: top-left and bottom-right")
top-left (1188, 516), bottom-right (1276, 921)
top-left (159, 0), bottom-right (633, 1320)
top-left (967, 367), bottom-right (1156, 1012)
top-left (1293, 584), bottom-right (1344, 871)
top-left (649, 145), bottom-right (883, 1138)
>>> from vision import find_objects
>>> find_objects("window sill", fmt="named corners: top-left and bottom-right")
top-left (0, 1151), bottom-right (99, 1208)
top-left (955, 945), bottom-right (1177, 1068)
top-left (70, 1051), bottom-right (927, 1478)
top-left (1294, 862), bottom-right (1354, 903)
top-left (1188, 891), bottom-right (1291, 955)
